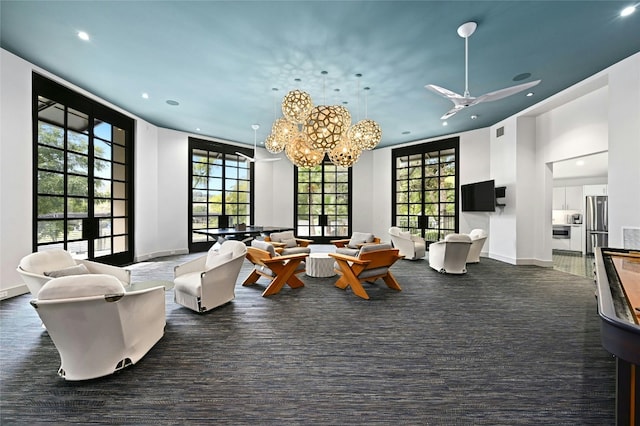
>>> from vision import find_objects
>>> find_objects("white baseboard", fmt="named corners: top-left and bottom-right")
top-left (0, 284), bottom-right (29, 301)
top-left (487, 253), bottom-right (553, 268)
top-left (134, 249), bottom-right (189, 263)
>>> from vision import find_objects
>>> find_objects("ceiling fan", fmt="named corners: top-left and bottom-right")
top-left (425, 21), bottom-right (541, 120)
top-left (236, 124), bottom-right (280, 163)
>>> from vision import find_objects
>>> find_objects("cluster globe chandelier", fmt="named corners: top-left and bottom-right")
top-left (262, 72), bottom-right (381, 168)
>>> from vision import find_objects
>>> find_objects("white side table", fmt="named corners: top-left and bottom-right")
top-left (306, 253), bottom-right (336, 277)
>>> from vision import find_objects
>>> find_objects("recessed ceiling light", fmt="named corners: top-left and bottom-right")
top-left (470, 115), bottom-right (478, 120)
top-left (77, 31), bottom-right (90, 41)
top-left (196, 128), bottom-right (201, 132)
top-left (513, 72), bottom-right (532, 82)
top-left (621, 5), bottom-right (636, 16)
top-left (526, 92), bottom-right (534, 97)
top-left (166, 100), bottom-right (179, 106)
top-left (141, 93), bottom-right (149, 99)
top-left (576, 160), bottom-right (585, 166)
top-left (442, 121), bottom-right (448, 126)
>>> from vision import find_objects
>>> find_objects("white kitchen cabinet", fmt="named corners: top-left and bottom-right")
top-left (565, 186), bottom-right (583, 210)
top-left (552, 237), bottom-right (571, 251)
top-left (570, 225), bottom-right (582, 251)
top-left (553, 186), bottom-right (583, 210)
top-left (552, 187), bottom-right (565, 210)
top-left (584, 184), bottom-right (607, 196)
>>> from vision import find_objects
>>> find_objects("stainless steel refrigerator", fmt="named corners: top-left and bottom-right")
top-left (585, 195), bottom-right (608, 255)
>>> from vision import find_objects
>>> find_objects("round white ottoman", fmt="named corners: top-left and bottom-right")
top-left (306, 253), bottom-right (336, 278)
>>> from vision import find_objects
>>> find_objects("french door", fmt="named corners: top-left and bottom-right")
top-left (33, 74), bottom-right (134, 265)
top-left (392, 137), bottom-right (459, 244)
top-left (295, 160), bottom-right (352, 243)
top-left (188, 138), bottom-right (254, 252)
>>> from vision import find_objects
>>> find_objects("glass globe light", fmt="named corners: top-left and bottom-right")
top-left (348, 118), bottom-right (382, 150)
top-left (282, 90), bottom-right (313, 124)
top-left (305, 105), bottom-right (344, 152)
top-left (264, 133), bottom-right (286, 154)
top-left (329, 135), bottom-right (361, 167)
top-left (272, 117), bottom-right (298, 146)
top-left (285, 133), bottom-right (324, 168)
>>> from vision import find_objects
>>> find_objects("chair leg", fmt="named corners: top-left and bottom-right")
top-left (262, 260), bottom-right (305, 297)
top-left (382, 271), bottom-right (402, 292)
top-left (347, 280), bottom-right (371, 300)
top-left (333, 259), bottom-right (370, 300)
top-left (242, 270), bottom-right (261, 286)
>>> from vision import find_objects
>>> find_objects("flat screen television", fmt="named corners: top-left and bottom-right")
top-left (461, 180), bottom-right (496, 212)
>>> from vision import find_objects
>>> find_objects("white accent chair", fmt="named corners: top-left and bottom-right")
top-left (466, 229), bottom-right (488, 263)
top-left (388, 227), bottom-right (426, 260)
top-left (173, 240), bottom-right (247, 313)
top-left (17, 249), bottom-right (131, 298)
top-left (428, 234), bottom-right (472, 274)
top-left (30, 274), bottom-right (165, 381)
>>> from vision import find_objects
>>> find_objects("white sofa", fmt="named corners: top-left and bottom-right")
top-left (30, 274), bottom-right (165, 381)
top-left (428, 233), bottom-right (472, 274)
top-left (388, 227), bottom-right (426, 260)
top-left (173, 240), bottom-right (247, 312)
top-left (17, 249), bottom-right (131, 297)
top-left (466, 229), bottom-right (488, 263)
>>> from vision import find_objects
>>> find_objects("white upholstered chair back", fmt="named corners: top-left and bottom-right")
top-left (173, 240), bottom-right (247, 313)
top-left (428, 233), bottom-right (472, 274)
top-left (466, 229), bottom-right (488, 263)
top-left (17, 249), bottom-right (131, 297)
top-left (30, 274), bottom-right (165, 380)
top-left (388, 227), bottom-right (426, 260)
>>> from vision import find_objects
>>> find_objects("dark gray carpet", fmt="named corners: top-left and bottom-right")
top-left (0, 254), bottom-right (615, 425)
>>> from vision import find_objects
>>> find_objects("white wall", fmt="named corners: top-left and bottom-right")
top-left (2, 47), bottom-right (639, 297)
top-left (537, 85), bottom-right (609, 164)
top-left (607, 54), bottom-right (640, 248)
top-left (0, 50), bottom-right (33, 297)
top-left (489, 119), bottom-right (518, 263)
top-left (134, 120), bottom-right (160, 261)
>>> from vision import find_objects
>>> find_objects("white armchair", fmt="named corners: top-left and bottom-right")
top-left (17, 249), bottom-right (131, 297)
top-left (466, 229), bottom-right (488, 263)
top-left (173, 240), bottom-right (247, 312)
top-left (30, 274), bottom-right (165, 381)
top-left (388, 227), bottom-right (426, 260)
top-left (428, 234), bottom-right (472, 274)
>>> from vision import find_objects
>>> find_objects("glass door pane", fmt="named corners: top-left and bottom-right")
top-left (188, 138), bottom-right (254, 252)
top-left (295, 160), bottom-right (351, 242)
top-left (34, 74), bottom-right (134, 265)
top-left (393, 139), bottom-right (459, 244)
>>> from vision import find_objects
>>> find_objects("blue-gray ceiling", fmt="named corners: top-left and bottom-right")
top-left (2, 1), bottom-right (639, 148)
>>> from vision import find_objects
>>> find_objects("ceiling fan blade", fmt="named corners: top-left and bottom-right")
top-left (440, 105), bottom-right (466, 120)
top-left (236, 152), bottom-right (255, 162)
top-left (425, 84), bottom-right (465, 100)
top-left (476, 80), bottom-right (541, 103)
top-left (256, 157), bottom-right (281, 162)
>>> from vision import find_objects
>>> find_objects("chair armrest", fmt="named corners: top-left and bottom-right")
top-left (173, 255), bottom-right (207, 278)
top-left (295, 238), bottom-right (313, 247)
top-left (330, 239), bottom-right (350, 248)
top-left (262, 253), bottom-right (308, 265)
top-left (328, 253), bottom-right (371, 265)
top-left (269, 242), bottom-right (287, 248)
top-left (79, 260), bottom-right (131, 284)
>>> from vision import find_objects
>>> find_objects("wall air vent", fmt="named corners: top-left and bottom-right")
top-left (496, 126), bottom-right (504, 137)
